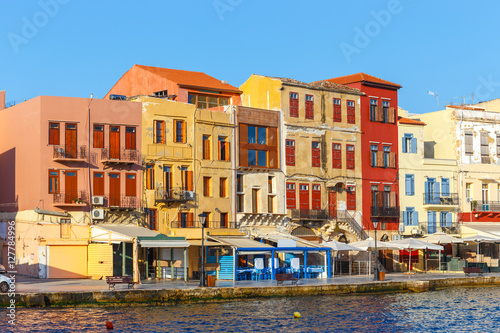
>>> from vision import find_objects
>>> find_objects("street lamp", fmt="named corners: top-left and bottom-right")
top-left (199, 213), bottom-right (208, 287)
top-left (372, 218), bottom-right (379, 281)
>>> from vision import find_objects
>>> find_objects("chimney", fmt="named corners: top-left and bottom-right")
top-left (0, 90), bottom-right (5, 110)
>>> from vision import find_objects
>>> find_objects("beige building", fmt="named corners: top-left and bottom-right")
top-left (240, 75), bottom-right (366, 242)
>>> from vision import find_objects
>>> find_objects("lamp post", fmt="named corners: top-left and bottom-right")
top-left (372, 219), bottom-right (379, 281)
top-left (199, 213), bottom-right (208, 287)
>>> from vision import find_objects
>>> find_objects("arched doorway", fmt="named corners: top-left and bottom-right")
top-left (291, 226), bottom-right (320, 242)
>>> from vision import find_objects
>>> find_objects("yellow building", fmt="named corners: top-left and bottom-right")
top-left (240, 75), bottom-right (366, 242)
top-left (134, 96), bottom-right (242, 279)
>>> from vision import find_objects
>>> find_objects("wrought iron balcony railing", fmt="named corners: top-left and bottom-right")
top-left (53, 191), bottom-right (88, 205)
top-left (370, 206), bottom-right (400, 218)
top-left (101, 147), bottom-right (140, 164)
top-left (53, 145), bottom-right (88, 161)
top-left (471, 200), bottom-right (500, 212)
top-left (109, 195), bottom-right (140, 209)
top-left (170, 220), bottom-right (239, 229)
top-left (155, 187), bottom-right (195, 202)
top-left (423, 193), bottom-right (459, 205)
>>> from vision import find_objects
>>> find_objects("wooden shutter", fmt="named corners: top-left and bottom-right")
top-left (268, 150), bottom-right (277, 168)
top-left (203, 136), bottom-right (210, 159)
top-left (181, 121), bottom-right (186, 143)
top-left (187, 213), bottom-right (194, 228)
top-left (286, 140), bottom-right (295, 166)
top-left (125, 173), bottom-right (136, 197)
top-left (347, 187), bottom-right (356, 210)
top-left (312, 143), bottom-right (320, 167)
top-left (224, 141), bottom-right (229, 161)
top-left (93, 125), bottom-right (104, 148)
top-left (125, 127), bottom-right (136, 150)
top-left (49, 123), bottom-right (60, 145)
top-left (305, 96), bottom-right (314, 120)
top-left (375, 106), bottom-right (383, 122)
top-left (390, 191), bottom-right (397, 207)
top-left (286, 183), bottom-right (296, 209)
top-left (239, 124), bottom-right (248, 166)
top-left (311, 185), bottom-right (321, 210)
top-left (332, 144), bottom-right (341, 169)
top-left (268, 127), bottom-right (277, 147)
top-left (346, 145), bottom-right (355, 170)
top-left (376, 151), bottom-right (384, 167)
top-left (333, 99), bottom-right (341, 122)
top-left (377, 191), bottom-right (383, 207)
top-left (389, 152), bottom-right (396, 168)
top-left (289, 93), bottom-right (299, 117)
top-left (387, 107), bottom-right (395, 123)
top-left (187, 171), bottom-right (193, 191)
top-left (93, 172), bottom-right (104, 196)
top-left (347, 101), bottom-right (355, 124)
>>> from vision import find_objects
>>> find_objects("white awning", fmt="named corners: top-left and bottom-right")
top-left (140, 240), bottom-right (190, 248)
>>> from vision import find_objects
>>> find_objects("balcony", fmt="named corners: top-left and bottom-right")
top-left (101, 148), bottom-right (140, 164)
top-left (471, 201), bottom-right (500, 212)
top-left (155, 187), bottom-right (195, 204)
top-left (109, 195), bottom-right (140, 210)
top-left (291, 209), bottom-right (332, 220)
top-left (417, 221), bottom-right (459, 235)
top-left (423, 193), bottom-right (459, 206)
top-left (53, 145), bottom-right (88, 162)
top-left (170, 221), bottom-right (240, 229)
top-left (53, 191), bottom-right (88, 207)
top-left (371, 206), bottom-right (400, 218)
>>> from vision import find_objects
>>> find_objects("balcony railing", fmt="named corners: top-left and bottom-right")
top-left (109, 195), bottom-right (140, 209)
top-left (155, 187), bottom-right (195, 202)
top-left (170, 221), bottom-right (239, 229)
top-left (53, 191), bottom-right (88, 205)
top-left (101, 148), bottom-right (140, 164)
top-left (471, 201), bottom-right (500, 212)
top-left (423, 193), bottom-right (459, 205)
top-left (53, 145), bottom-right (87, 161)
top-left (371, 206), bottom-right (400, 218)
top-left (291, 209), bottom-right (332, 220)
top-left (417, 221), bottom-right (459, 235)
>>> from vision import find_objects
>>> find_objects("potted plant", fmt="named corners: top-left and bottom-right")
top-left (472, 200), bottom-right (477, 210)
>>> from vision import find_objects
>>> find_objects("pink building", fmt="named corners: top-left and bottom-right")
top-left (0, 95), bottom-right (142, 219)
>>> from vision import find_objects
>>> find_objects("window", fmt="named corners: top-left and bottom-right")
top-left (268, 196), bottom-right (274, 213)
top-left (93, 172), bottom-right (104, 196)
top-left (371, 185), bottom-right (379, 213)
top-left (237, 174), bottom-right (243, 192)
top-left (148, 209), bottom-right (157, 231)
top-left (333, 98), bottom-right (341, 122)
top-left (237, 194), bottom-right (244, 213)
top-left (404, 207), bottom-right (418, 226)
top-left (441, 178), bottom-right (450, 196)
top-left (405, 174), bottom-right (415, 196)
top-left (174, 120), bottom-right (185, 143)
top-left (332, 143), bottom-right (342, 169)
top-left (382, 100), bottom-right (390, 123)
top-left (248, 150), bottom-right (267, 167)
top-left (370, 99), bottom-right (377, 121)
top-left (268, 176), bottom-right (274, 193)
top-left (289, 92), bottom-right (299, 117)
top-left (220, 212), bottom-right (228, 228)
top-left (286, 183), bottom-right (296, 209)
top-left (383, 146), bottom-right (391, 168)
top-left (240, 124), bottom-right (277, 168)
top-left (49, 122), bottom-right (60, 145)
top-left (93, 125), bottom-right (104, 148)
top-left (125, 127), bottom-right (136, 150)
top-left (178, 212), bottom-right (194, 228)
top-left (464, 131), bottom-right (473, 155)
top-left (428, 211), bottom-right (437, 234)
top-left (163, 166), bottom-right (172, 197)
top-left (187, 93), bottom-right (230, 109)
top-left (125, 173), bottom-right (136, 197)
top-left (153, 90), bottom-right (168, 97)
top-left (48, 170), bottom-right (59, 194)
top-left (146, 164), bottom-right (155, 189)
top-left (383, 186), bottom-right (391, 208)
top-left (305, 95), bottom-right (314, 119)
top-left (181, 166), bottom-right (193, 191)
top-left (219, 177), bottom-right (227, 197)
top-left (218, 136), bottom-right (229, 161)
top-left (371, 145), bottom-right (378, 167)
top-left (440, 211), bottom-right (452, 227)
top-left (346, 145), bottom-right (355, 170)
top-left (347, 186), bottom-right (356, 210)
top-left (347, 100), bottom-right (355, 124)
top-left (154, 120), bottom-right (165, 144)
top-left (402, 134), bottom-right (417, 153)
top-left (482, 184), bottom-right (489, 203)
top-left (285, 139), bottom-right (296, 166)
top-left (203, 177), bottom-right (212, 197)
top-left (466, 183), bottom-right (472, 201)
top-left (252, 189), bottom-right (259, 213)
top-left (247, 125), bottom-right (267, 145)
top-left (481, 132), bottom-right (490, 164)
top-left (312, 141), bottom-right (321, 167)
top-left (60, 218), bottom-right (71, 239)
top-left (312, 184), bottom-right (321, 210)
top-left (203, 135), bottom-right (211, 160)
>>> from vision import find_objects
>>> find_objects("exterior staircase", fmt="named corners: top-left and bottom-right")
top-left (336, 210), bottom-right (369, 241)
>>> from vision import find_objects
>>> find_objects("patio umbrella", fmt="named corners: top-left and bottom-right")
top-left (461, 235), bottom-right (500, 263)
top-left (387, 238), bottom-right (443, 272)
top-left (350, 238), bottom-right (404, 277)
top-left (423, 232), bottom-right (464, 244)
top-left (323, 240), bottom-right (364, 277)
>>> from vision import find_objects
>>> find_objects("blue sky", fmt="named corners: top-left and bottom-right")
top-left (1, 0), bottom-right (500, 114)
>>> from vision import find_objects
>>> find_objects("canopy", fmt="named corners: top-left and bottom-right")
top-left (461, 235), bottom-right (500, 243)
top-left (387, 238), bottom-right (443, 251)
top-left (350, 238), bottom-right (404, 251)
top-left (423, 232), bottom-right (464, 244)
top-left (323, 240), bottom-right (364, 252)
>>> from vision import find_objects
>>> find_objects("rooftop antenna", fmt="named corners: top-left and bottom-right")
top-left (427, 91), bottom-right (439, 108)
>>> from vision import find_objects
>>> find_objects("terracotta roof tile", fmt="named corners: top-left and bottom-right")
top-left (319, 73), bottom-right (402, 89)
top-left (136, 65), bottom-right (241, 93)
top-left (260, 75), bottom-right (363, 95)
top-left (445, 105), bottom-right (485, 111)
top-left (398, 116), bottom-right (426, 126)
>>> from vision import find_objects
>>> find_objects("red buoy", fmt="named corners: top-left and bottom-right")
top-left (105, 321), bottom-right (114, 330)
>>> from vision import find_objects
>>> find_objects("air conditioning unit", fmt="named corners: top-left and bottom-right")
top-left (92, 209), bottom-right (105, 220)
top-left (184, 191), bottom-right (195, 200)
top-left (92, 196), bottom-right (104, 206)
top-left (411, 228), bottom-right (422, 236)
top-left (466, 197), bottom-right (472, 203)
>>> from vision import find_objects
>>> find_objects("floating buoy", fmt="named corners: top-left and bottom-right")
top-left (105, 321), bottom-right (114, 330)
top-left (294, 312), bottom-right (301, 319)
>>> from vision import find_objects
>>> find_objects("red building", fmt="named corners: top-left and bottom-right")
top-left (316, 73), bottom-right (402, 234)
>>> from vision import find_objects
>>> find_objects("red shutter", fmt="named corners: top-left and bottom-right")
top-left (286, 183), bottom-right (296, 209)
top-left (289, 93), bottom-right (298, 117)
top-left (93, 125), bottom-right (104, 148)
top-left (312, 142), bottom-right (320, 167)
top-left (187, 213), bottom-right (194, 228)
top-left (125, 173), bottom-right (136, 197)
top-left (312, 185), bottom-right (321, 210)
top-left (299, 184), bottom-right (310, 211)
top-left (286, 139), bottom-right (295, 166)
top-left (347, 186), bottom-right (356, 210)
top-left (125, 127), bottom-right (136, 150)
top-left (93, 172), bottom-right (104, 196)
top-left (49, 123), bottom-right (60, 145)
top-left (333, 99), bottom-right (341, 122)
top-left (347, 100), bottom-right (355, 124)
top-left (186, 171), bottom-right (193, 191)
top-left (346, 145), bottom-right (355, 170)
top-left (332, 144), bottom-right (341, 169)
top-left (305, 95), bottom-right (314, 120)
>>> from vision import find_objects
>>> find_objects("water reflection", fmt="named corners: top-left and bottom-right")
top-left (2, 286), bottom-right (500, 332)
